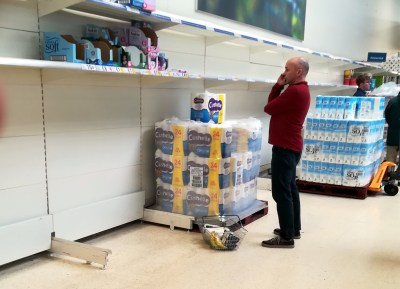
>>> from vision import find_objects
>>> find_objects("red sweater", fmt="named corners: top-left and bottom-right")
top-left (264, 82), bottom-right (310, 152)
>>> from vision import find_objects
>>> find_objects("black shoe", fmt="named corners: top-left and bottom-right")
top-left (273, 228), bottom-right (301, 239)
top-left (261, 236), bottom-right (294, 248)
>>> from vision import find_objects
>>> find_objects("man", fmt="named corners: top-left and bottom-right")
top-left (262, 57), bottom-right (310, 248)
top-left (353, 74), bottom-right (371, 96)
top-left (384, 92), bottom-right (400, 165)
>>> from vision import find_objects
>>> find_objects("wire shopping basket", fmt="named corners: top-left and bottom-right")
top-left (196, 215), bottom-right (247, 251)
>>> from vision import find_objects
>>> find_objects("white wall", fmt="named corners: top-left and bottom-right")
top-left (158, 0), bottom-right (400, 61)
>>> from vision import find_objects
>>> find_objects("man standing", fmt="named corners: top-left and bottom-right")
top-left (353, 74), bottom-right (371, 96)
top-left (262, 57), bottom-right (310, 248)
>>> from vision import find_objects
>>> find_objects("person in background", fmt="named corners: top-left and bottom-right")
top-left (384, 92), bottom-right (400, 166)
top-left (353, 74), bottom-right (371, 96)
top-left (262, 57), bottom-right (310, 248)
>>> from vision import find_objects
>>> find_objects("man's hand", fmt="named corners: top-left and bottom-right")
top-left (277, 73), bottom-right (285, 86)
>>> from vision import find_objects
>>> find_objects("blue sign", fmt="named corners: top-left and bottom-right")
top-left (367, 52), bottom-right (387, 62)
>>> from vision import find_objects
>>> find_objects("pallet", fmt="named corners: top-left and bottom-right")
top-left (238, 200), bottom-right (269, 226)
top-left (296, 180), bottom-right (368, 200)
top-left (143, 200), bottom-right (268, 231)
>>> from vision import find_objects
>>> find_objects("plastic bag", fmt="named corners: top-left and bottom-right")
top-left (371, 82), bottom-right (400, 96)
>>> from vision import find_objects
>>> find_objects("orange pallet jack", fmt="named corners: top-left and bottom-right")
top-left (368, 161), bottom-right (399, 196)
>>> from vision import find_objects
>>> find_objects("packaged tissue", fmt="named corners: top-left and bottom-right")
top-left (191, 91), bottom-right (225, 124)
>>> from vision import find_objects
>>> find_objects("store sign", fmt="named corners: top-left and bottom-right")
top-left (367, 52), bottom-right (387, 62)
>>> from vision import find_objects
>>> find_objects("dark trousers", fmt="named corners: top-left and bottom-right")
top-left (271, 146), bottom-right (301, 240)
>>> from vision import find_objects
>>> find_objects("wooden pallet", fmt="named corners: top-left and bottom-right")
top-left (296, 180), bottom-right (368, 200)
top-left (240, 201), bottom-right (269, 226)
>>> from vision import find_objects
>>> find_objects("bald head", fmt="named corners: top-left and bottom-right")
top-left (293, 57), bottom-right (309, 77)
top-left (283, 57), bottom-right (309, 85)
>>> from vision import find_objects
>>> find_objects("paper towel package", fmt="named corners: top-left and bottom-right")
top-left (191, 92), bottom-right (226, 124)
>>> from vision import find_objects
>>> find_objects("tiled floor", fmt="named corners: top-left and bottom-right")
top-left (1, 188), bottom-right (400, 289)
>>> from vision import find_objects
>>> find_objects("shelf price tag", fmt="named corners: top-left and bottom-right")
top-left (83, 64), bottom-right (96, 71)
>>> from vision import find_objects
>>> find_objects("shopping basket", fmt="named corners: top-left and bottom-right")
top-left (196, 215), bottom-right (247, 251)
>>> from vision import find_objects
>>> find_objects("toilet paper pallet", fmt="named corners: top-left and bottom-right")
top-left (296, 180), bottom-right (368, 200)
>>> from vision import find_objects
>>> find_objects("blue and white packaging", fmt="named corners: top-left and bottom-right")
top-left (329, 141), bottom-right (338, 163)
top-left (338, 120), bottom-right (348, 142)
top-left (331, 120), bottom-right (340, 141)
top-left (300, 160), bottom-right (308, 181)
top-left (311, 118), bottom-right (319, 140)
top-left (313, 161), bottom-right (321, 183)
top-left (191, 92), bottom-right (225, 124)
top-left (336, 142), bottom-right (345, 164)
top-left (315, 96), bottom-right (323, 118)
top-left (328, 96), bottom-right (338, 119)
top-left (306, 161), bottom-right (314, 182)
top-left (320, 162), bottom-right (328, 183)
top-left (325, 119), bottom-right (333, 141)
top-left (321, 96), bottom-right (330, 118)
top-left (351, 143), bottom-right (361, 165)
top-left (344, 97), bottom-right (357, 119)
top-left (346, 120), bottom-right (363, 143)
top-left (318, 118), bottom-right (326, 141)
top-left (334, 163), bottom-right (343, 185)
top-left (304, 117), bottom-right (313, 140)
top-left (336, 97), bottom-right (346, 119)
top-left (322, 141), bottom-right (330, 163)
top-left (327, 163), bottom-right (335, 184)
top-left (343, 142), bottom-right (353, 164)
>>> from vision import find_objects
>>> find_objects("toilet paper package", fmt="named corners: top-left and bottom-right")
top-left (155, 181), bottom-right (174, 212)
top-left (328, 141), bottom-right (338, 163)
top-left (315, 96), bottom-right (323, 118)
top-left (356, 97), bottom-right (385, 119)
top-left (320, 162), bottom-right (328, 183)
top-left (191, 92), bottom-right (225, 124)
top-left (187, 155), bottom-right (210, 188)
top-left (155, 151), bottom-right (189, 186)
top-left (344, 97), bottom-right (357, 119)
top-left (155, 119), bottom-right (189, 156)
top-left (327, 163), bottom-right (335, 184)
top-left (300, 160), bottom-right (307, 181)
top-left (334, 164), bottom-right (343, 185)
top-left (183, 187), bottom-right (210, 217)
top-left (321, 96), bottom-right (330, 118)
top-left (336, 97), bottom-right (345, 119)
top-left (318, 118), bottom-right (326, 141)
top-left (328, 96), bottom-right (338, 119)
top-left (313, 161), bottom-right (321, 183)
top-left (304, 117), bottom-right (313, 140)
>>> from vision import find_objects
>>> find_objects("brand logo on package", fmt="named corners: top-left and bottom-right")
top-left (367, 52), bottom-right (387, 62)
top-left (186, 191), bottom-right (210, 206)
top-left (45, 37), bottom-right (59, 53)
top-left (208, 98), bottom-right (223, 112)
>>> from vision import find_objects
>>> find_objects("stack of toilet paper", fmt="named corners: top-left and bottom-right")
top-left (300, 96), bottom-right (386, 187)
top-left (154, 117), bottom-right (262, 216)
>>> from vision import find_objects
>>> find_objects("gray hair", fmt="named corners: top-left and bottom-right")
top-left (297, 57), bottom-right (309, 76)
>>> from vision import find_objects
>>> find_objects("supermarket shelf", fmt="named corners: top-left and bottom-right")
top-left (0, 57), bottom-right (360, 90)
top-left (62, 0), bottom-right (399, 77)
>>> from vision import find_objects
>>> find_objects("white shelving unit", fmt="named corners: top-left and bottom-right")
top-left (0, 0), bottom-right (398, 266)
